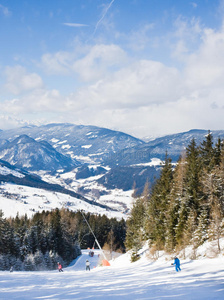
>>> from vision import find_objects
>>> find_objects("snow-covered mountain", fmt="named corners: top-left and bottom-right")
top-left (0, 124), bottom-right (223, 218)
top-left (0, 123), bottom-right (143, 164)
top-left (105, 129), bottom-right (224, 167)
top-left (0, 159), bottom-right (120, 218)
top-left (1, 125), bottom-right (223, 171)
top-left (0, 134), bottom-right (79, 173)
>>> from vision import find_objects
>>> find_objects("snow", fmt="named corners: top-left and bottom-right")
top-left (99, 189), bottom-right (133, 213)
top-left (86, 132), bottom-right (93, 136)
top-left (0, 166), bottom-right (25, 178)
top-left (61, 144), bottom-right (71, 150)
top-left (58, 140), bottom-right (67, 144)
top-left (73, 154), bottom-right (94, 163)
top-left (0, 183), bottom-right (126, 219)
top-left (81, 144), bottom-right (92, 149)
top-left (41, 169), bottom-right (133, 215)
top-left (51, 138), bottom-right (59, 143)
top-left (0, 245), bottom-right (224, 299)
top-left (88, 164), bottom-right (101, 170)
top-left (132, 158), bottom-right (163, 167)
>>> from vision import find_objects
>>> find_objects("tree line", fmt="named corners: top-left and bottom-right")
top-left (0, 208), bottom-right (126, 271)
top-left (126, 131), bottom-right (224, 261)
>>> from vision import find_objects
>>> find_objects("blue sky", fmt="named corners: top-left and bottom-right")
top-left (0, 0), bottom-right (224, 138)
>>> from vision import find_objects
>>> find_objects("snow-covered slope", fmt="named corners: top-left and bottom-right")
top-left (0, 134), bottom-right (79, 172)
top-left (0, 160), bottom-right (124, 218)
top-left (0, 241), bottom-right (224, 300)
top-left (0, 125), bottom-right (223, 217)
top-left (0, 123), bottom-right (143, 164)
top-left (0, 182), bottom-right (125, 219)
top-left (105, 129), bottom-right (224, 167)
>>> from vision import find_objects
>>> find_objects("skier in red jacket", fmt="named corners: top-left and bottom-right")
top-left (57, 262), bottom-right (63, 272)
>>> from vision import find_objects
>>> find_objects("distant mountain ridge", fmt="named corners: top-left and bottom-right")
top-left (0, 123), bottom-right (143, 165)
top-left (104, 129), bottom-right (224, 167)
top-left (0, 124), bottom-right (223, 196)
top-left (0, 134), bottom-right (79, 173)
top-left (0, 159), bottom-right (112, 211)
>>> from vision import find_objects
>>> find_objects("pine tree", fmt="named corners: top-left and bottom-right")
top-left (185, 138), bottom-right (202, 211)
top-left (200, 130), bottom-right (215, 172)
top-left (49, 208), bottom-right (63, 257)
top-left (145, 153), bottom-right (173, 249)
top-left (214, 138), bottom-right (222, 166)
top-left (24, 254), bottom-right (36, 271)
top-left (125, 197), bottom-right (146, 261)
top-left (165, 155), bottom-right (186, 251)
top-left (34, 250), bottom-right (45, 270)
top-left (206, 145), bottom-right (224, 252)
top-left (175, 139), bottom-right (204, 248)
top-left (192, 208), bottom-right (208, 248)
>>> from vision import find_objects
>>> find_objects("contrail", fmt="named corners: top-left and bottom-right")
top-left (92, 0), bottom-right (115, 36)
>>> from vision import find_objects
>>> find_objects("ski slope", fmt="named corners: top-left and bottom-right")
top-left (0, 245), bottom-right (224, 300)
top-left (67, 249), bottom-right (101, 271)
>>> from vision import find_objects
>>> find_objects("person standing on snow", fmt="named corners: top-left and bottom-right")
top-left (57, 262), bottom-right (63, 272)
top-left (172, 256), bottom-right (181, 272)
top-left (86, 259), bottom-right (91, 271)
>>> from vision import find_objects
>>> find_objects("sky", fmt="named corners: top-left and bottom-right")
top-left (0, 0), bottom-right (224, 139)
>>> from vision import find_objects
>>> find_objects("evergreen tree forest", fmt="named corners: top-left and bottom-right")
top-left (0, 208), bottom-right (126, 271)
top-left (126, 132), bottom-right (224, 261)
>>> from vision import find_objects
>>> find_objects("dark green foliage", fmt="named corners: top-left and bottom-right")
top-left (97, 165), bottom-right (160, 192)
top-left (214, 138), bottom-right (222, 166)
top-left (200, 130), bottom-right (215, 171)
top-left (185, 139), bottom-right (202, 208)
top-left (0, 208), bottom-right (126, 271)
top-left (125, 197), bottom-right (146, 261)
top-left (146, 153), bottom-right (173, 249)
top-left (125, 132), bottom-right (224, 256)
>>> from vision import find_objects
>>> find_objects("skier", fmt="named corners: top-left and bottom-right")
top-left (57, 262), bottom-right (63, 272)
top-left (172, 256), bottom-right (181, 272)
top-left (86, 259), bottom-right (90, 271)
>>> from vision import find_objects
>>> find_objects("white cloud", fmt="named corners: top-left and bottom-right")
top-left (72, 44), bottom-right (127, 81)
top-left (40, 44), bottom-right (127, 81)
top-left (4, 66), bottom-right (44, 95)
top-left (40, 52), bottom-right (74, 75)
top-left (0, 89), bottom-right (66, 115)
top-left (124, 23), bottom-right (155, 51)
top-left (184, 27), bottom-right (224, 88)
top-left (1, 17), bottom-right (224, 137)
top-left (171, 16), bottom-right (203, 61)
top-left (71, 59), bottom-right (181, 109)
top-left (0, 115), bottom-right (24, 130)
top-left (0, 4), bottom-right (11, 16)
top-left (63, 23), bottom-right (88, 27)
top-left (190, 2), bottom-right (198, 9)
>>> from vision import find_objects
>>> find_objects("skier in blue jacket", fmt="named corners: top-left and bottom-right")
top-left (172, 256), bottom-right (181, 272)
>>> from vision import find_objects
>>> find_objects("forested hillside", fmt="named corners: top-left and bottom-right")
top-left (126, 132), bottom-right (224, 261)
top-left (0, 208), bottom-right (126, 271)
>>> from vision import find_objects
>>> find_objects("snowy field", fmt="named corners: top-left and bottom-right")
top-left (0, 247), bottom-right (224, 300)
top-left (0, 183), bottom-right (127, 220)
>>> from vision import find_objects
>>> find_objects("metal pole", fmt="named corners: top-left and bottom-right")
top-left (81, 211), bottom-right (108, 261)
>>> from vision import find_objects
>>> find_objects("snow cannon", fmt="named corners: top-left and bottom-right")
top-left (102, 259), bottom-right (110, 266)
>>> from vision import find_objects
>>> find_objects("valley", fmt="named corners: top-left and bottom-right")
top-left (0, 124), bottom-right (223, 218)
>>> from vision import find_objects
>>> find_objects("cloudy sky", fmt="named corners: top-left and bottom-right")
top-left (0, 0), bottom-right (224, 138)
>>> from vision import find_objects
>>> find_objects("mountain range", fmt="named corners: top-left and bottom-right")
top-left (0, 124), bottom-right (223, 217)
